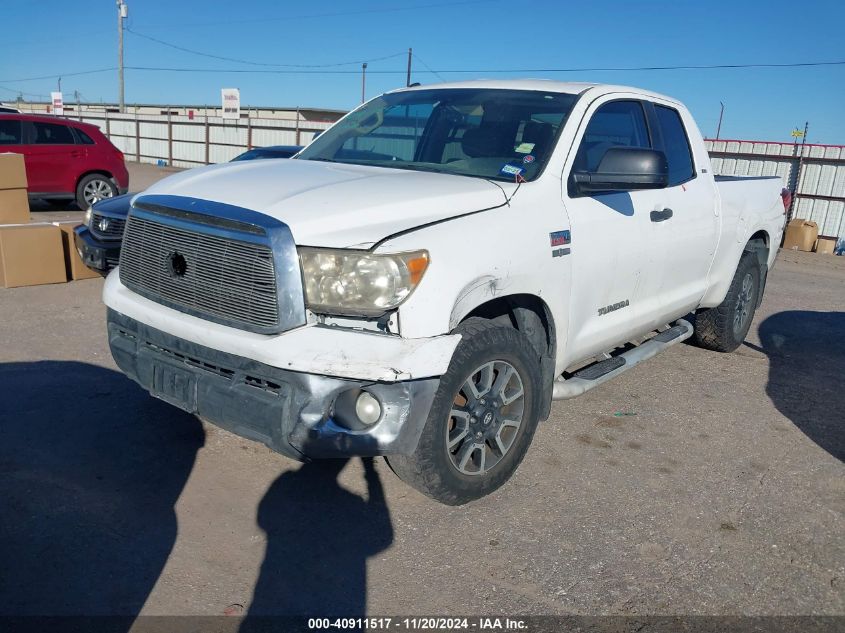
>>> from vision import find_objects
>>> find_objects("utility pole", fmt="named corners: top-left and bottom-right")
top-left (715, 101), bottom-right (724, 140)
top-left (406, 48), bottom-right (412, 86)
top-left (788, 121), bottom-right (810, 220)
top-left (361, 63), bottom-right (367, 103)
top-left (117, 0), bottom-right (127, 113)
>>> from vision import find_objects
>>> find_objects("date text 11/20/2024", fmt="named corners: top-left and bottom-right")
top-left (307, 617), bottom-right (528, 630)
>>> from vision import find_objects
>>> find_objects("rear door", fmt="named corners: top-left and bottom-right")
top-left (562, 96), bottom-right (671, 363)
top-left (645, 102), bottom-right (719, 319)
top-left (22, 120), bottom-right (81, 194)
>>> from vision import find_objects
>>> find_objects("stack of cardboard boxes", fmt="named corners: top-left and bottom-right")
top-left (782, 218), bottom-right (839, 255)
top-left (0, 153), bottom-right (98, 288)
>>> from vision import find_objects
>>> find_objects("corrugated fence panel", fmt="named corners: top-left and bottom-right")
top-left (833, 166), bottom-right (845, 198)
top-left (109, 120), bottom-right (135, 136)
top-left (172, 141), bottom-right (206, 164)
top-left (209, 144), bottom-right (243, 164)
top-left (171, 123), bottom-right (205, 142)
top-left (139, 122), bottom-right (168, 140)
top-left (251, 127), bottom-right (298, 146)
top-left (139, 138), bottom-right (168, 160)
top-left (209, 124), bottom-right (248, 145)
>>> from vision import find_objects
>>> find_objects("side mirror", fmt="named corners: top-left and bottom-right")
top-left (572, 147), bottom-right (668, 195)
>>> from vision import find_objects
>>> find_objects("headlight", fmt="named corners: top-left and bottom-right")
top-left (298, 247), bottom-right (429, 315)
top-left (83, 206), bottom-right (93, 227)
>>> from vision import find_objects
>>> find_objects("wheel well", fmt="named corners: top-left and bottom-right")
top-left (747, 230), bottom-right (769, 252)
top-left (460, 294), bottom-right (556, 420)
top-left (745, 230), bottom-right (770, 307)
top-left (76, 170), bottom-right (115, 190)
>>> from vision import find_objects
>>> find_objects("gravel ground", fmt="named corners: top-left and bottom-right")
top-left (1, 173), bottom-right (842, 622)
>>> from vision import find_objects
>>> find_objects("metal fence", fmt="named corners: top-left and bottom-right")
top-left (71, 111), bottom-right (335, 169)
top-left (705, 138), bottom-right (845, 240)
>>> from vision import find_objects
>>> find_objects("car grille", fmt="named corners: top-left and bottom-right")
top-left (90, 211), bottom-right (126, 240)
top-left (119, 213), bottom-right (280, 331)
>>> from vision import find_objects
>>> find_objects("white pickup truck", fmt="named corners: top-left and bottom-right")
top-left (104, 80), bottom-right (785, 504)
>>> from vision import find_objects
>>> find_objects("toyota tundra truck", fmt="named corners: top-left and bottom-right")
top-left (103, 81), bottom-right (786, 504)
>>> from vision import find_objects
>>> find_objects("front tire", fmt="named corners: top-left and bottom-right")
top-left (76, 174), bottom-right (117, 210)
top-left (387, 318), bottom-right (542, 505)
top-left (693, 250), bottom-right (761, 352)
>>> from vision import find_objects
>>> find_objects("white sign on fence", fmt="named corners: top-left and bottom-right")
top-left (221, 88), bottom-right (240, 119)
top-left (50, 91), bottom-right (64, 115)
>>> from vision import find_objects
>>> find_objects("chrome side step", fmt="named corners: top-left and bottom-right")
top-left (552, 319), bottom-right (694, 400)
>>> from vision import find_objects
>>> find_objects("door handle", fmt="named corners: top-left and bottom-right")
top-left (650, 208), bottom-right (674, 222)
top-left (70, 150), bottom-right (83, 158)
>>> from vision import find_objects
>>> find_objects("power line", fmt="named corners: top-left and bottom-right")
top-left (126, 27), bottom-right (406, 68)
top-left (2, 59), bottom-right (844, 83)
top-left (0, 68), bottom-right (117, 83)
top-left (412, 53), bottom-right (447, 82)
top-left (115, 59), bottom-right (845, 75)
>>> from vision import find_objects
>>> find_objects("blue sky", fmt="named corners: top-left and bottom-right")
top-left (2, 0), bottom-right (844, 143)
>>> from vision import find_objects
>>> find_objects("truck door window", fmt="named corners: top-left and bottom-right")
top-left (574, 100), bottom-right (650, 172)
top-left (654, 105), bottom-right (695, 186)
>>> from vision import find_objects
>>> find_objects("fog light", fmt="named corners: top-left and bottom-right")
top-left (355, 391), bottom-right (382, 425)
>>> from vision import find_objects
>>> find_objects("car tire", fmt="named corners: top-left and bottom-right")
top-left (693, 250), bottom-right (761, 353)
top-left (386, 318), bottom-right (543, 505)
top-left (76, 174), bottom-right (117, 210)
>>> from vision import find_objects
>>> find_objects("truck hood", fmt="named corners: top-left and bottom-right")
top-left (142, 159), bottom-right (511, 248)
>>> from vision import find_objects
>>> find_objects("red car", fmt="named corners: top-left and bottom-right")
top-left (0, 113), bottom-right (128, 209)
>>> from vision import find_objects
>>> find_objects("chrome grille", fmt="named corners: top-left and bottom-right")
top-left (90, 211), bottom-right (126, 240)
top-left (119, 213), bottom-right (280, 330)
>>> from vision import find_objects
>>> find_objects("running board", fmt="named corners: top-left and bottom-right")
top-left (552, 319), bottom-right (694, 400)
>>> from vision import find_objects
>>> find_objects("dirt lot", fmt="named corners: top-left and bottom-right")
top-left (1, 166), bottom-right (843, 621)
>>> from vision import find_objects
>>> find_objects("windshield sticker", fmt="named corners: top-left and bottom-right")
top-left (550, 230), bottom-right (571, 247)
top-left (500, 164), bottom-right (524, 177)
top-left (522, 154), bottom-right (535, 164)
top-left (514, 142), bottom-right (535, 154)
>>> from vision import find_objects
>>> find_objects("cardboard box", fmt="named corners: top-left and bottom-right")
top-left (783, 218), bottom-right (819, 252)
top-left (52, 221), bottom-right (101, 280)
top-left (0, 188), bottom-right (30, 224)
top-left (0, 153), bottom-right (27, 189)
top-left (0, 223), bottom-right (67, 288)
top-left (814, 236), bottom-right (837, 255)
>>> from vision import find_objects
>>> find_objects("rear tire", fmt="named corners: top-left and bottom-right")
top-left (693, 251), bottom-right (761, 352)
top-left (387, 318), bottom-right (542, 505)
top-left (75, 174), bottom-right (117, 210)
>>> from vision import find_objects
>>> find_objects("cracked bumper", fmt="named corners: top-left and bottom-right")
top-left (108, 309), bottom-right (441, 460)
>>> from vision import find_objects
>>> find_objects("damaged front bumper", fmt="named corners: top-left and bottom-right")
top-left (107, 309), bottom-right (444, 460)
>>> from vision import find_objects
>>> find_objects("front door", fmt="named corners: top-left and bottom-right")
top-left (562, 97), bottom-right (671, 364)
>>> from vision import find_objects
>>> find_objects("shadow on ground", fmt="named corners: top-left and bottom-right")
top-left (241, 458), bottom-right (393, 628)
top-left (0, 361), bottom-right (396, 626)
top-left (754, 310), bottom-right (845, 461)
top-left (0, 361), bottom-right (204, 617)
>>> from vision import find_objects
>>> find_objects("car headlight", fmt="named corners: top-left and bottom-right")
top-left (298, 247), bottom-right (429, 315)
top-left (84, 206), bottom-right (93, 227)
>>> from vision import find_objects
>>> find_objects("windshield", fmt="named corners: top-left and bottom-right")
top-left (297, 88), bottom-right (578, 182)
